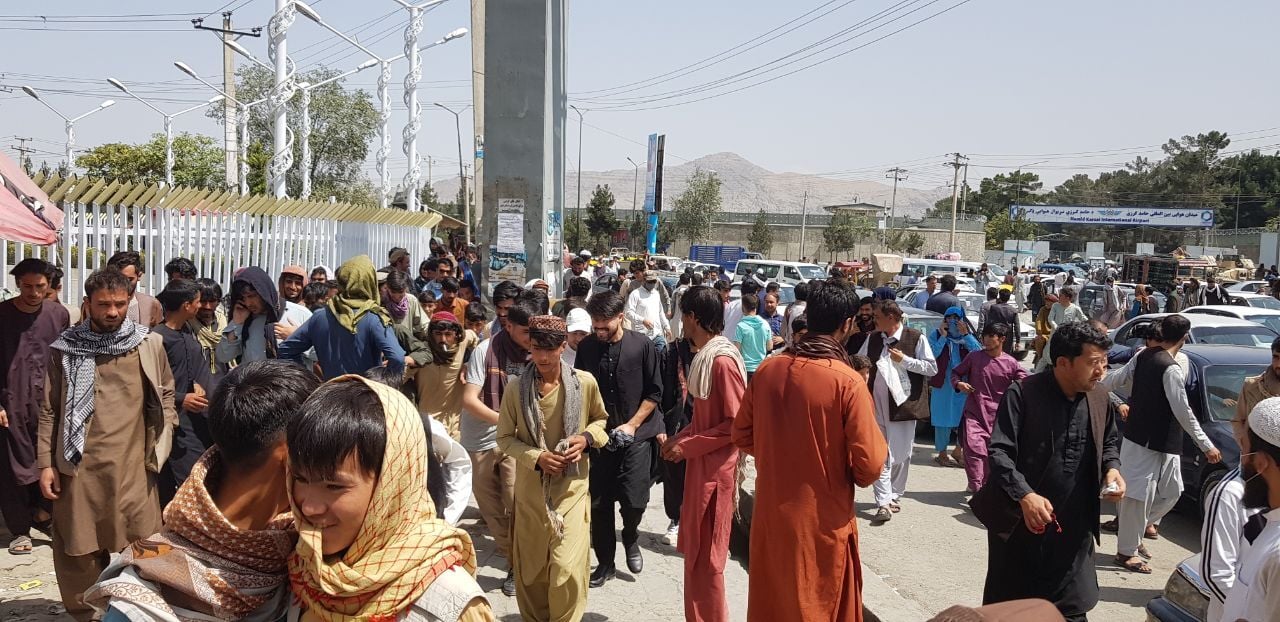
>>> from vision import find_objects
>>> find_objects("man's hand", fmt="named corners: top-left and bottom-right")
top-left (643, 319), bottom-right (654, 329)
top-left (655, 433), bottom-right (668, 445)
top-left (537, 451), bottom-right (568, 475)
top-left (0, 408), bottom-right (7, 428)
top-left (561, 434), bottom-right (589, 463)
top-left (958, 321), bottom-right (971, 335)
top-left (1102, 468), bottom-right (1126, 502)
top-left (662, 439), bottom-right (686, 463)
top-left (956, 382), bottom-right (975, 394)
top-left (615, 422), bottom-right (638, 438)
top-left (939, 322), bottom-right (948, 336)
top-left (405, 355), bottom-right (417, 368)
top-left (274, 322), bottom-right (298, 340)
top-left (1117, 403), bottom-right (1130, 422)
top-left (231, 303), bottom-right (251, 325)
top-left (1018, 492), bottom-right (1054, 533)
top-left (181, 393), bottom-right (209, 413)
top-left (888, 347), bottom-right (905, 363)
top-left (1205, 447), bottom-right (1223, 464)
top-left (39, 467), bottom-right (60, 500)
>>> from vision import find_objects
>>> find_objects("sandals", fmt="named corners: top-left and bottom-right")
top-left (1145, 526), bottom-right (1160, 540)
top-left (934, 455), bottom-right (961, 468)
top-left (1115, 554), bottom-right (1152, 574)
top-left (8, 535), bottom-right (32, 555)
top-left (1101, 518), bottom-right (1119, 532)
top-left (1137, 544), bottom-right (1153, 561)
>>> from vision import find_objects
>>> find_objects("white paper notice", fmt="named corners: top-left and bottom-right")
top-left (497, 198), bottom-right (525, 254)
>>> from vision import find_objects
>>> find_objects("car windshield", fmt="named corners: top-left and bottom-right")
top-left (1247, 296), bottom-right (1280, 310)
top-left (797, 265), bottom-right (826, 279)
top-left (955, 295), bottom-right (985, 314)
top-left (904, 314), bottom-right (941, 335)
top-left (1193, 326), bottom-right (1278, 347)
top-left (987, 265), bottom-right (1007, 277)
top-left (1243, 315), bottom-right (1280, 334)
top-left (1204, 364), bottom-right (1268, 421)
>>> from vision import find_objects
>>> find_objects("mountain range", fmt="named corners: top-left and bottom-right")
top-left (430, 152), bottom-right (950, 217)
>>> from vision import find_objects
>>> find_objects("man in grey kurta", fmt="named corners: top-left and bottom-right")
top-left (37, 269), bottom-right (176, 621)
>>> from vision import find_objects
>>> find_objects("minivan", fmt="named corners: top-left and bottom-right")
top-left (733, 260), bottom-right (826, 285)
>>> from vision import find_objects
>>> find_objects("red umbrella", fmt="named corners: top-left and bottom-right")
top-left (0, 151), bottom-right (63, 245)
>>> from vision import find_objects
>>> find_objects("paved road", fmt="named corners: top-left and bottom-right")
top-left (0, 489), bottom-right (746, 622)
top-left (855, 439), bottom-right (1201, 620)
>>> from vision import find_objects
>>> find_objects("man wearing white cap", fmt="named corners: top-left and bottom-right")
top-left (562, 308), bottom-right (591, 367)
top-left (1220, 396), bottom-right (1280, 622)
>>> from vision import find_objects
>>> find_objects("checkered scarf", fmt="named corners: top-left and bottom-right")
top-left (288, 376), bottom-right (477, 621)
top-left (50, 318), bottom-right (148, 465)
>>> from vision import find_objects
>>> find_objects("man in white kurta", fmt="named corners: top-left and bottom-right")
top-left (1220, 397), bottom-right (1280, 622)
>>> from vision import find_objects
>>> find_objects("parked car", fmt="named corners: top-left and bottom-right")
top-left (728, 283), bottom-right (794, 317)
top-left (591, 274), bottom-right (620, 296)
top-left (901, 306), bottom-right (943, 336)
top-left (1182, 305), bottom-right (1280, 336)
top-left (1146, 553), bottom-right (1210, 622)
top-left (1227, 291), bottom-right (1280, 310)
top-left (1078, 283), bottom-right (1167, 321)
top-left (1226, 279), bottom-right (1270, 293)
top-left (1109, 314), bottom-right (1278, 354)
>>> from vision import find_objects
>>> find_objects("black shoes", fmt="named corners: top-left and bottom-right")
top-left (625, 542), bottom-right (643, 574)
top-left (502, 570), bottom-right (516, 597)
top-left (589, 564), bottom-right (616, 587)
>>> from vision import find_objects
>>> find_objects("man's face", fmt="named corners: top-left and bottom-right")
top-left (719, 289), bottom-right (730, 304)
top-left (420, 265), bottom-right (435, 280)
top-left (240, 286), bottom-right (266, 315)
top-left (291, 452), bottom-right (376, 557)
top-left (495, 299), bottom-right (515, 331)
top-left (572, 261), bottom-right (584, 275)
top-left (197, 293), bottom-right (219, 325)
top-left (1057, 344), bottom-right (1109, 393)
top-left (858, 303), bottom-right (873, 324)
top-left (593, 313), bottom-right (624, 342)
top-left (440, 289), bottom-right (456, 307)
top-left (764, 294), bottom-right (778, 317)
top-left (387, 289), bottom-right (406, 304)
top-left (86, 287), bottom-right (130, 333)
top-left (395, 256), bottom-right (410, 272)
top-left (429, 324), bottom-right (459, 348)
top-left (633, 268), bottom-right (646, 282)
top-left (118, 265), bottom-right (140, 296)
top-left (16, 273), bottom-right (49, 309)
top-left (280, 274), bottom-right (304, 302)
top-left (508, 321), bottom-right (532, 351)
top-left (925, 279), bottom-right (937, 293)
top-left (873, 309), bottom-right (898, 334)
top-left (981, 333), bottom-right (1004, 353)
top-left (568, 330), bottom-right (588, 351)
top-left (531, 343), bottom-right (565, 375)
top-left (1270, 349), bottom-right (1280, 382)
top-left (176, 292), bottom-right (202, 321)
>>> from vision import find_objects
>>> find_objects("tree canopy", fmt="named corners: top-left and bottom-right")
top-left (583, 184), bottom-right (620, 254)
top-left (76, 132), bottom-right (224, 188)
top-left (748, 210), bottom-right (773, 256)
top-left (670, 168), bottom-right (722, 245)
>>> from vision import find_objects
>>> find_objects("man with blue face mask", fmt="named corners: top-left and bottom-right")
top-left (1221, 397), bottom-right (1280, 621)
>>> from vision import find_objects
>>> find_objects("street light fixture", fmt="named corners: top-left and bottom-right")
top-left (294, 58), bottom-right (381, 199)
top-left (20, 86), bottom-right (115, 174)
top-left (569, 104), bottom-right (586, 252)
top-left (626, 156), bottom-right (642, 218)
top-left (434, 102), bottom-right (472, 241)
top-left (173, 61), bottom-right (267, 195)
top-left (391, 0), bottom-right (452, 213)
top-left (108, 78), bottom-right (223, 187)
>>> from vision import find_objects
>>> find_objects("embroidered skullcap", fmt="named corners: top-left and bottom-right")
top-left (528, 315), bottom-right (567, 337)
top-left (1249, 396), bottom-right (1280, 448)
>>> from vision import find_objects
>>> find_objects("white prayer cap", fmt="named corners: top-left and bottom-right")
top-left (567, 308), bottom-right (591, 334)
top-left (1248, 396), bottom-right (1280, 448)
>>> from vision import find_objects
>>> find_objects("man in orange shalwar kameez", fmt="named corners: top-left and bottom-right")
top-left (733, 279), bottom-right (888, 622)
top-left (661, 286), bottom-right (747, 622)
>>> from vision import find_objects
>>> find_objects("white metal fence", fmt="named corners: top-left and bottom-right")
top-left (9, 175), bottom-right (444, 302)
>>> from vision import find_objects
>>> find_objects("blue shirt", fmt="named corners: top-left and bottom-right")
top-left (734, 314), bottom-right (772, 373)
top-left (278, 309), bottom-right (405, 380)
top-left (914, 290), bottom-right (932, 309)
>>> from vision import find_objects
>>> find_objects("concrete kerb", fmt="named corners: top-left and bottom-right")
top-left (861, 562), bottom-right (934, 622)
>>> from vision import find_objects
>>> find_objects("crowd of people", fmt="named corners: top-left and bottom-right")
top-left (2, 242), bottom-right (1280, 622)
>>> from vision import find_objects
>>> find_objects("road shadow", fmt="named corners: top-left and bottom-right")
top-left (1096, 581), bottom-right (1163, 609)
top-left (0, 596), bottom-right (70, 621)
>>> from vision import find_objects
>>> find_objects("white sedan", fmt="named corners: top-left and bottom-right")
top-left (1182, 305), bottom-right (1280, 336)
top-left (1227, 292), bottom-right (1280, 310)
top-left (1227, 280), bottom-right (1270, 293)
top-left (1110, 313), bottom-right (1278, 350)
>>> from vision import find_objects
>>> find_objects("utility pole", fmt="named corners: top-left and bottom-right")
top-left (12, 137), bottom-right (33, 173)
top-left (960, 161), bottom-right (969, 216)
top-left (268, 0), bottom-right (291, 199)
top-left (799, 190), bottom-right (809, 260)
top-left (884, 167), bottom-right (907, 246)
top-left (945, 153), bottom-right (967, 254)
top-left (193, 12), bottom-right (260, 190)
top-left (570, 105), bottom-right (586, 252)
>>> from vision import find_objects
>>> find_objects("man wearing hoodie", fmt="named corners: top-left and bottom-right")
top-left (216, 267), bottom-right (282, 365)
top-left (733, 292), bottom-right (773, 382)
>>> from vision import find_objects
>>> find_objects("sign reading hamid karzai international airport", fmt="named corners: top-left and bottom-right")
top-left (1011, 204), bottom-right (1215, 228)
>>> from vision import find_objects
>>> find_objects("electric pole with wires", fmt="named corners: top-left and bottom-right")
top-left (883, 167), bottom-right (907, 246)
top-left (944, 153), bottom-right (968, 253)
top-left (192, 12), bottom-right (261, 190)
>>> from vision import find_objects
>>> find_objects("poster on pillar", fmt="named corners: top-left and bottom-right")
top-left (497, 198), bottom-right (525, 253)
top-left (546, 212), bottom-right (561, 262)
top-left (642, 133), bottom-right (666, 214)
top-left (489, 246), bottom-right (527, 285)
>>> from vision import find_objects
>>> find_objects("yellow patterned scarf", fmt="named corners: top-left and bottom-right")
top-left (287, 375), bottom-right (477, 622)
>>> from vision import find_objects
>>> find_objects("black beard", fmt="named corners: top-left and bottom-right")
top-left (1242, 467), bottom-right (1272, 510)
top-left (857, 317), bottom-right (875, 332)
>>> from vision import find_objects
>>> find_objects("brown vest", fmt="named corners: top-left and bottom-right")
top-left (866, 327), bottom-right (930, 422)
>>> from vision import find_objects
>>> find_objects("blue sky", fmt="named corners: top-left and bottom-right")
top-left (2, 0), bottom-right (1277, 191)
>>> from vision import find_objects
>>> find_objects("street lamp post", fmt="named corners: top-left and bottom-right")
top-left (392, 0), bottom-right (449, 212)
top-left (626, 156), bottom-right (641, 218)
top-left (108, 79), bottom-right (224, 187)
top-left (173, 62), bottom-right (266, 195)
top-left (434, 103), bottom-right (472, 241)
top-left (20, 86), bottom-right (114, 174)
top-left (569, 105), bottom-right (586, 252)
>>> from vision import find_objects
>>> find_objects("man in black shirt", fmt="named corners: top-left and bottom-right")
top-left (575, 290), bottom-right (663, 586)
top-left (153, 279), bottom-right (215, 506)
top-left (926, 274), bottom-right (962, 315)
top-left (985, 289), bottom-right (1021, 356)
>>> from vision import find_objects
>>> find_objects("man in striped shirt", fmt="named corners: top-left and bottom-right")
top-left (1200, 338), bottom-right (1280, 620)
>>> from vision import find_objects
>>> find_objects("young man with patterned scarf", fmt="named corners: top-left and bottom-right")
top-left (85, 360), bottom-right (319, 621)
top-left (733, 279), bottom-right (888, 622)
top-left (460, 287), bottom-right (545, 596)
top-left (662, 285), bottom-right (746, 622)
top-left (497, 315), bottom-right (609, 622)
top-left (37, 268), bottom-right (177, 622)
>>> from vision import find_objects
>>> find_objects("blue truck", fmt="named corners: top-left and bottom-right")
top-left (688, 245), bottom-right (761, 276)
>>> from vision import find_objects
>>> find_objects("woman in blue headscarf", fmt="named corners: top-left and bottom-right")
top-left (927, 306), bottom-right (979, 468)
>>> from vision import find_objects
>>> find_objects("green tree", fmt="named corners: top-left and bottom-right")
top-left (628, 212), bottom-right (647, 251)
top-left (76, 132), bottom-right (224, 187)
top-left (670, 168), bottom-right (722, 245)
top-left (657, 214), bottom-right (678, 252)
top-left (564, 214), bottom-right (583, 253)
top-left (210, 65), bottom-right (380, 201)
top-left (985, 211), bottom-right (1042, 249)
top-left (420, 183), bottom-right (442, 211)
top-left (584, 184), bottom-right (620, 254)
top-left (886, 229), bottom-right (925, 255)
top-left (823, 211), bottom-right (874, 261)
top-left (748, 210), bottom-right (773, 256)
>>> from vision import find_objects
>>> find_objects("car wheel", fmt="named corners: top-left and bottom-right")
top-left (1200, 467), bottom-right (1229, 518)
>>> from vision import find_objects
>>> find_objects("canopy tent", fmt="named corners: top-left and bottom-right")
top-left (0, 151), bottom-right (62, 245)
